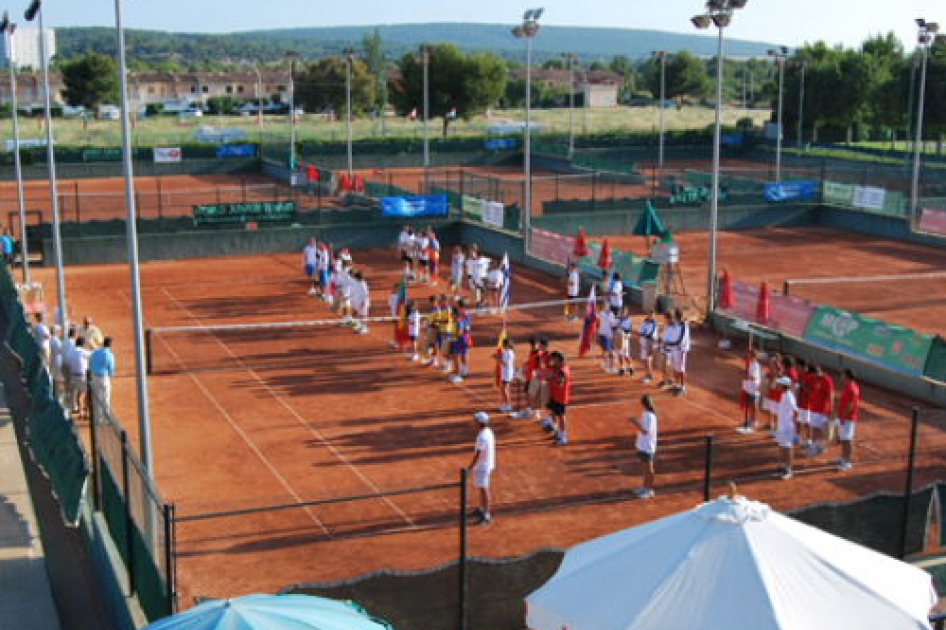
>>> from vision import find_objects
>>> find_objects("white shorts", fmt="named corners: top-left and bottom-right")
top-left (762, 398), bottom-right (778, 414)
top-left (640, 338), bottom-right (656, 360)
top-left (839, 419), bottom-right (856, 441)
top-left (670, 349), bottom-right (687, 373)
top-left (809, 412), bottom-right (828, 429)
top-left (619, 333), bottom-right (633, 358)
top-left (797, 408), bottom-right (811, 425)
top-left (472, 467), bottom-right (492, 489)
top-left (775, 430), bottom-right (795, 449)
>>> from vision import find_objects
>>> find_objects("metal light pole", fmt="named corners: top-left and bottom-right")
top-left (343, 46), bottom-right (355, 181)
top-left (420, 45), bottom-right (431, 177)
top-left (563, 52), bottom-right (576, 159)
top-left (113, 0), bottom-right (153, 474)
top-left (652, 51), bottom-right (667, 172)
top-left (692, 0), bottom-right (747, 313)
top-left (513, 8), bottom-right (542, 252)
top-left (796, 61), bottom-right (806, 149)
top-left (1, 14), bottom-right (28, 283)
top-left (768, 46), bottom-right (788, 183)
top-left (25, 0), bottom-right (66, 328)
top-left (911, 20), bottom-right (942, 230)
top-left (249, 62), bottom-right (263, 140)
top-left (285, 51), bottom-right (298, 169)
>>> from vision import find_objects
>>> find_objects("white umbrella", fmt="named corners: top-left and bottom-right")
top-left (527, 496), bottom-right (937, 630)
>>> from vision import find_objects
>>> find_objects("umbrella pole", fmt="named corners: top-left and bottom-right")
top-left (458, 468), bottom-right (469, 630)
top-left (898, 408), bottom-right (920, 559)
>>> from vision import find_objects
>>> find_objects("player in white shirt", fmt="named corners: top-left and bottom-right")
top-left (316, 244), bottom-right (332, 302)
top-left (468, 412), bottom-right (496, 525)
top-left (465, 247), bottom-right (480, 302)
top-left (336, 264), bottom-right (354, 325)
top-left (450, 246), bottom-right (466, 294)
top-left (739, 349), bottom-right (763, 434)
top-left (629, 395), bottom-right (658, 499)
top-left (397, 226), bottom-right (415, 278)
top-left (407, 302), bottom-right (422, 360)
top-left (607, 272), bottom-right (624, 315)
top-left (774, 376), bottom-right (799, 480)
top-left (486, 264), bottom-right (505, 309)
top-left (32, 312), bottom-right (51, 365)
top-left (301, 237), bottom-right (319, 295)
top-left (637, 311), bottom-right (659, 384)
top-left (615, 307), bottom-right (635, 376)
top-left (597, 306), bottom-right (617, 373)
top-left (670, 309), bottom-right (691, 395)
top-left (415, 232), bottom-right (430, 283)
top-left (497, 339), bottom-right (516, 414)
top-left (564, 263), bottom-right (580, 322)
top-left (350, 272), bottom-right (370, 335)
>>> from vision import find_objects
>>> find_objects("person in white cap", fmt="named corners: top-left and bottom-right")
top-left (774, 376), bottom-right (799, 480)
top-left (467, 411), bottom-right (496, 525)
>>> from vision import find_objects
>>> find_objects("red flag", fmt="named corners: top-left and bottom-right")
top-left (597, 238), bottom-right (612, 271)
top-left (574, 227), bottom-right (590, 258)
top-left (306, 165), bottom-right (319, 182)
top-left (719, 270), bottom-right (735, 310)
top-left (756, 281), bottom-right (771, 324)
top-left (578, 286), bottom-right (598, 358)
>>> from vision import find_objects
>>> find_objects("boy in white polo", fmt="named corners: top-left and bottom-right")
top-left (302, 237), bottom-right (319, 295)
top-left (468, 411), bottom-right (496, 525)
top-left (775, 376), bottom-right (799, 480)
top-left (637, 311), bottom-right (659, 384)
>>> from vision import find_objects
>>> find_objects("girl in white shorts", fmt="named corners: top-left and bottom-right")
top-left (637, 311), bottom-right (659, 384)
top-left (616, 307), bottom-right (634, 376)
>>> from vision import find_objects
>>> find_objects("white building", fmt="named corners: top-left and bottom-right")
top-left (1, 27), bottom-right (55, 70)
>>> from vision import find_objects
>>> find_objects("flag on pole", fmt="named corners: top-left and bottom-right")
top-left (494, 325), bottom-right (508, 390)
top-left (578, 285), bottom-right (598, 358)
top-left (499, 252), bottom-right (511, 311)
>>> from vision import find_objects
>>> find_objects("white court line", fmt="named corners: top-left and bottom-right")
top-left (788, 271), bottom-right (946, 286)
top-left (161, 287), bottom-right (417, 529)
top-left (119, 291), bottom-right (330, 534)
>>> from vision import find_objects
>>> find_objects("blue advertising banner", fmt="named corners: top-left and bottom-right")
top-left (216, 144), bottom-right (257, 158)
top-left (485, 137), bottom-right (519, 151)
top-left (764, 180), bottom-right (818, 202)
top-left (381, 195), bottom-right (449, 218)
top-left (720, 133), bottom-right (745, 148)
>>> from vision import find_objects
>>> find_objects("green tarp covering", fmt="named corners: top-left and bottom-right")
top-left (803, 306), bottom-right (934, 377)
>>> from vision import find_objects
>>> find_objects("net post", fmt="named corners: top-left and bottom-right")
top-left (899, 407), bottom-right (920, 559)
top-left (703, 434), bottom-right (715, 502)
top-left (120, 430), bottom-right (137, 596)
top-left (145, 328), bottom-right (153, 376)
top-left (783, 280), bottom-right (790, 296)
top-left (164, 502), bottom-right (177, 614)
top-left (458, 467), bottom-right (469, 630)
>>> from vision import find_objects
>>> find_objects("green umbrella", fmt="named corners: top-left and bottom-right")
top-left (632, 200), bottom-right (666, 237)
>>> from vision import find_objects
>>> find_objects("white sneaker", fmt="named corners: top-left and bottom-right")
top-left (499, 405), bottom-right (513, 413)
top-left (307, 288), bottom-right (317, 295)
top-left (359, 327), bottom-right (369, 335)
top-left (388, 341), bottom-right (398, 349)
top-left (421, 358), bottom-right (434, 366)
top-left (736, 426), bottom-right (755, 435)
top-left (411, 354), bottom-right (419, 362)
top-left (540, 418), bottom-right (554, 432)
top-left (838, 461), bottom-right (853, 472)
top-left (449, 375), bottom-right (463, 384)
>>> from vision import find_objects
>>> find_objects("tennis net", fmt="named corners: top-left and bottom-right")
top-left (145, 297), bottom-right (589, 375)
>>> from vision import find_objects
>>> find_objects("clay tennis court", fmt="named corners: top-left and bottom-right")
top-left (30, 232), bottom-right (946, 607)
top-left (601, 225), bottom-right (946, 335)
top-left (0, 173), bottom-right (298, 227)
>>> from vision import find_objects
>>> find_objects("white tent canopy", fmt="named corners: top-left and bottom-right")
top-left (527, 496), bottom-right (937, 630)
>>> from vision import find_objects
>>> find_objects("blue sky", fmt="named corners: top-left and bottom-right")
top-left (31, 0), bottom-right (944, 50)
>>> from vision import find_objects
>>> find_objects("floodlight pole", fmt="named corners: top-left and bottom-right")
top-left (421, 45), bottom-right (430, 177)
top-left (653, 51), bottom-right (667, 172)
top-left (286, 51), bottom-right (297, 170)
top-left (3, 18), bottom-right (29, 283)
top-left (768, 47), bottom-right (787, 183)
top-left (796, 62), bottom-right (806, 149)
top-left (513, 9), bottom-right (542, 253)
top-left (28, 1), bottom-right (66, 329)
top-left (114, 0), bottom-right (153, 474)
top-left (344, 47), bottom-right (355, 181)
top-left (911, 22), bottom-right (936, 231)
top-left (564, 52), bottom-right (575, 159)
top-left (693, 0), bottom-right (746, 314)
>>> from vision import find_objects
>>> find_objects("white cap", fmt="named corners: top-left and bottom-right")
top-left (474, 411), bottom-right (490, 424)
top-left (776, 376), bottom-right (792, 386)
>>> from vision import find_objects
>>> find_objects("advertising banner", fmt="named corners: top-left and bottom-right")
top-left (216, 144), bottom-right (257, 158)
top-left (764, 180), bottom-right (818, 202)
top-left (153, 147), bottom-right (183, 163)
top-left (483, 201), bottom-right (504, 228)
top-left (852, 186), bottom-right (886, 211)
top-left (823, 181), bottom-right (855, 206)
top-left (381, 195), bottom-right (449, 218)
top-left (919, 208), bottom-right (946, 236)
top-left (718, 281), bottom-right (816, 338)
top-left (484, 137), bottom-right (518, 150)
top-left (462, 195), bottom-right (484, 219)
top-left (803, 306), bottom-right (934, 376)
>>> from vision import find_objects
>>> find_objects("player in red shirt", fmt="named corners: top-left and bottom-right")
top-left (805, 365), bottom-right (835, 457)
top-left (796, 361), bottom-right (816, 449)
top-left (541, 351), bottom-right (572, 445)
top-left (836, 368), bottom-right (860, 471)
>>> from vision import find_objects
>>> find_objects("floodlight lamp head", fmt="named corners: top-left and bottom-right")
top-left (707, 0), bottom-right (725, 10)
top-left (692, 14), bottom-right (712, 29)
top-left (522, 22), bottom-right (540, 37)
top-left (24, 0), bottom-right (40, 22)
top-left (728, 0), bottom-right (748, 8)
top-left (0, 12), bottom-right (8, 32)
top-left (928, 22), bottom-right (940, 34)
top-left (512, 26), bottom-right (524, 37)
top-left (523, 9), bottom-right (533, 20)
top-left (917, 18), bottom-right (927, 27)
top-left (712, 13), bottom-right (732, 28)
top-left (533, 7), bottom-right (544, 19)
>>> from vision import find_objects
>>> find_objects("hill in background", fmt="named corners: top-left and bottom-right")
top-left (58, 22), bottom-right (780, 67)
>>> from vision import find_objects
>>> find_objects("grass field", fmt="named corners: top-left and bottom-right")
top-left (0, 105), bottom-right (771, 148)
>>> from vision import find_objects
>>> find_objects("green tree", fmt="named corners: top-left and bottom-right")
top-left (206, 95), bottom-right (239, 115)
top-left (643, 51), bottom-right (710, 100)
top-left (295, 56), bottom-right (376, 117)
top-left (362, 29), bottom-right (387, 117)
top-left (60, 51), bottom-right (119, 109)
top-left (390, 43), bottom-right (506, 136)
top-left (608, 55), bottom-right (637, 102)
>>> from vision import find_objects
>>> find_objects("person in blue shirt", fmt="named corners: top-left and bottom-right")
top-left (0, 230), bottom-right (14, 265)
top-left (89, 337), bottom-right (115, 413)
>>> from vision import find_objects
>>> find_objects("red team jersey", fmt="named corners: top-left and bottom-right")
top-left (839, 381), bottom-right (861, 421)
top-left (548, 366), bottom-right (572, 405)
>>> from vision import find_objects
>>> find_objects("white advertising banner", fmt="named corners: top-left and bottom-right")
top-left (852, 186), bottom-right (885, 211)
top-left (153, 147), bottom-right (183, 163)
top-left (483, 201), bottom-right (504, 228)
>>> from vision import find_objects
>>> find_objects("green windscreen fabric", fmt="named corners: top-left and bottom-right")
top-left (924, 336), bottom-right (946, 383)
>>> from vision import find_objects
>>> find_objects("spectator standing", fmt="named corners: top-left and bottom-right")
top-left (1, 229), bottom-right (14, 265)
top-left (78, 316), bottom-right (104, 350)
top-left (774, 376), bottom-right (799, 480)
top-left (836, 368), bottom-right (861, 472)
top-left (629, 395), bottom-right (658, 499)
top-left (66, 337), bottom-right (91, 418)
top-left (637, 310), bottom-right (659, 384)
top-left (450, 246), bottom-right (466, 294)
top-left (607, 272), bottom-right (624, 316)
top-left (467, 411), bottom-right (496, 525)
top-left (61, 327), bottom-right (77, 408)
top-left (564, 263), bottom-right (580, 322)
top-left (497, 338), bottom-right (516, 414)
top-left (49, 324), bottom-right (63, 400)
top-left (32, 312), bottom-right (51, 365)
top-left (90, 337), bottom-right (115, 414)
top-left (301, 237), bottom-right (319, 296)
top-left (739, 349), bottom-right (762, 433)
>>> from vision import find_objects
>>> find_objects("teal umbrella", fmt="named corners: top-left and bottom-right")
top-left (145, 594), bottom-right (392, 630)
top-left (632, 200), bottom-right (666, 237)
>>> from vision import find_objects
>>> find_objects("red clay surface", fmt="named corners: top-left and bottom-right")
top-left (30, 239), bottom-right (946, 607)
top-left (602, 226), bottom-right (946, 336)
